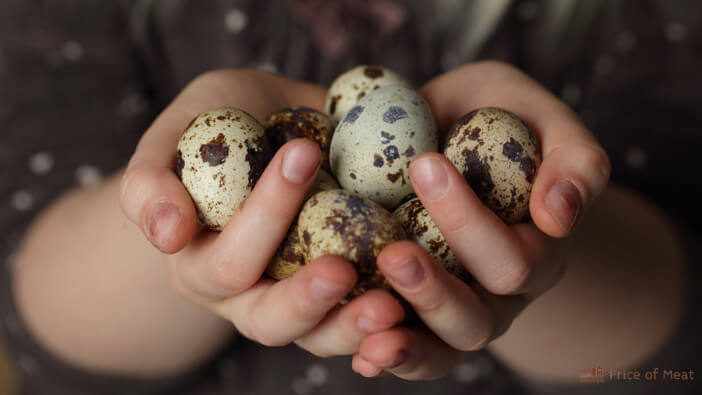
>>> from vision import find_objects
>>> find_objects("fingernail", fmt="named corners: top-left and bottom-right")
top-left (282, 142), bottom-right (319, 184)
top-left (147, 201), bottom-right (182, 251)
top-left (380, 351), bottom-right (408, 369)
top-left (357, 315), bottom-right (385, 333)
top-left (411, 156), bottom-right (449, 201)
top-left (385, 258), bottom-right (425, 289)
top-left (545, 180), bottom-right (581, 233)
top-left (309, 277), bottom-right (347, 302)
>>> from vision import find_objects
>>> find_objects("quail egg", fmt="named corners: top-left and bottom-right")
top-left (266, 169), bottom-right (340, 280)
top-left (264, 107), bottom-right (335, 171)
top-left (296, 189), bottom-right (406, 297)
top-left (393, 197), bottom-right (471, 283)
top-left (176, 107), bottom-right (271, 231)
top-left (330, 85), bottom-right (438, 209)
top-left (324, 65), bottom-right (412, 124)
top-left (443, 107), bottom-right (541, 224)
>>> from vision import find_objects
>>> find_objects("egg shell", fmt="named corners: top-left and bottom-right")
top-left (393, 197), bottom-right (471, 283)
top-left (266, 169), bottom-right (340, 280)
top-left (330, 86), bottom-right (438, 209)
top-left (443, 107), bottom-right (541, 224)
top-left (176, 107), bottom-right (271, 231)
top-left (324, 65), bottom-right (412, 125)
top-left (297, 189), bottom-right (406, 297)
top-left (264, 107), bottom-right (335, 171)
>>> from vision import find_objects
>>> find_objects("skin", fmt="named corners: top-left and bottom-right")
top-left (12, 62), bottom-right (684, 382)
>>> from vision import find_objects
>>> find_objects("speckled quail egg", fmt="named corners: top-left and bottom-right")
top-left (443, 107), bottom-right (541, 224)
top-left (393, 197), bottom-right (471, 283)
top-left (324, 65), bottom-right (412, 124)
top-left (297, 189), bottom-right (406, 297)
top-left (330, 85), bottom-right (438, 209)
top-left (264, 107), bottom-right (335, 171)
top-left (176, 107), bottom-right (271, 231)
top-left (265, 169), bottom-right (340, 280)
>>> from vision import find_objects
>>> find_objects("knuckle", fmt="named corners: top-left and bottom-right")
top-left (204, 253), bottom-right (250, 295)
top-left (249, 319), bottom-right (289, 347)
top-left (490, 257), bottom-right (532, 295)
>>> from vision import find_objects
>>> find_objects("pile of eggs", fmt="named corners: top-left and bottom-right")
top-left (175, 65), bottom-right (541, 297)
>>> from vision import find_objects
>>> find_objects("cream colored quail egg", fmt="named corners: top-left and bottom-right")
top-left (393, 197), bottom-right (471, 283)
top-left (443, 107), bottom-right (541, 224)
top-left (265, 169), bottom-right (340, 280)
top-left (296, 189), bottom-right (406, 297)
top-left (176, 107), bottom-right (271, 231)
top-left (330, 85), bottom-right (438, 209)
top-left (324, 65), bottom-right (412, 124)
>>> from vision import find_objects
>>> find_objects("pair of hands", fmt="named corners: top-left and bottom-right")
top-left (119, 61), bottom-right (610, 380)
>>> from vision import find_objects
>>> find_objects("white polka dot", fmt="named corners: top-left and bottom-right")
top-left (560, 82), bottom-right (582, 106)
top-left (18, 353), bottom-right (38, 374)
top-left (595, 55), bottom-right (614, 74)
top-left (257, 61), bottom-right (278, 73)
top-left (615, 31), bottom-right (636, 52)
top-left (291, 377), bottom-right (313, 395)
top-left (28, 151), bottom-right (54, 175)
top-left (225, 9), bottom-right (249, 34)
top-left (4, 314), bottom-right (21, 334)
top-left (75, 165), bottom-right (102, 187)
top-left (454, 362), bottom-right (481, 383)
top-left (11, 190), bottom-right (34, 211)
top-left (118, 92), bottom-right (147, 118)
top-left (517, 1), bottom-right (540, 21)
top-left (625, 146), bottom-right (647, 169)
top-left (61, 40), bottom-right (83, 61)
top-left (306, 363), bottom-right (329, 386)
top-left (665, 22), bottom-right (687, 42)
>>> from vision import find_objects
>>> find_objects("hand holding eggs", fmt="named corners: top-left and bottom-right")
top-left (174, 65), bottom-right (542, 299)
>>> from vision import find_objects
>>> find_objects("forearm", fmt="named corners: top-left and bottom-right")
top-left (489, 184), bottom-right (685, 381)
top-left (12, 171), bottom-right (234, 379)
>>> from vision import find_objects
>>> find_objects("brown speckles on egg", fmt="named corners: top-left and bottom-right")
top-left (373, 154), bottom-right (384, 167)
top-left (383, 145), bottom-right (399, 163)
top-left (393, 197), bottom-right (469, 282)
top-left (386, 168), bottom-right (406, 185)
top-left (174, 150), bottom-right (184, 180)
top-left (380, 131), bottom-right (395, 144)
top-left (298, 190), bottom-right (405, 297)
top-left (364, 66), bottom-right (384, 79)
top-left (403, 146), bottom-right (415, 157)
top-left (264, 107), bottom-right (335, 171)
top-left (200, 133), bottom-right (229, 166)
top-left (329, 95), bottom-right (341, 115)
top-left (443, 107), bottom-right (541, 224)
top-left (177, 107), bottom-right (271, 231)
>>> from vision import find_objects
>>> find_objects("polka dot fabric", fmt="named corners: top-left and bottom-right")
top-left (1, 1), bottom-right (701, 394)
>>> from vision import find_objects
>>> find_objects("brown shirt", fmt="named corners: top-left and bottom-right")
top-left (1, 1), bottom-right (701, 394)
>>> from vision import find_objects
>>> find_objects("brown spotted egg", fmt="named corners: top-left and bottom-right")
top-left (324, 65), bottom-right (411, 125)
top-left (296, 189), bottom-right (406, 297)
top-left (443, 107), bottom-right (542, 224)
top-left (176, 107), bottom-right (271, 231)
top-left (393, 197), bottom-right (471, 283)
top-left (264, 107), bottom-right (335, 171)
top-left (329, 86), bottom-right (438, 209)
top-left (265, 169), bottom-right (340, 281)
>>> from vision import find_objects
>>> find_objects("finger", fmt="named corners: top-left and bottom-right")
top-left (420, 61), bottom-right (610, 237)
top-left (294, 289), bottom-right (405, 357)
top-left (352, 353), bottom-right (384, 378)
top-left (409, 154), bottom-right (533, 295)
top-left (120, 70), bottom-right (327, 252)
top-left (358, 326), bottom-right (462, 381)
top-left (202, 255), bottom-right (355, 347)
top-left (377, 241), bottom-right (500, 351)
top-left (171, 139), bottom-right (321, 301)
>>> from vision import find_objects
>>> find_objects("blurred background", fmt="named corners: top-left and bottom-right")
top-left (1, 0), bottom-right (700, 394)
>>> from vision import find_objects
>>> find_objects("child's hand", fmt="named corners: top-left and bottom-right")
top-left (351, 61), bottom-right (611, 380)
top-left (119, 70), bottom-right (406, 357)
